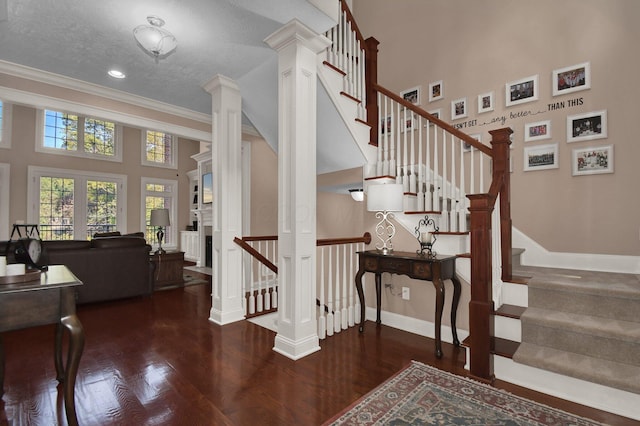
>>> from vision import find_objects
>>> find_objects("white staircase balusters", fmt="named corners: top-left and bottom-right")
top-left (318, 246), bottom-right (326, 339)
top-left (341, 245), bottom-right (349, 330)
top-left (409, 112), bottom-right (416, 194)
top-left (348, 248), bottom-right (355, 327)
top-left (426, 118), bottom-right (432, 211)
top-left (459, 139), bottom-right (467, 232)
top-left (333, 244), bottom-right (342, 334)
top-left (449, 135), bottom-right (457, 232)
top-left (417, 116), bottom-right (425, 211)
top-left (326, 245), bottom-right (334, 337)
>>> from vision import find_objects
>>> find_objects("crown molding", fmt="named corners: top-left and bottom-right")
top-left (0, 60), bottom-right (212, 125)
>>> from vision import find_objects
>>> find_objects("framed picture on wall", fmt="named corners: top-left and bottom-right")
top-left (427, 108), bottom-right (442, 126)
top-left (428, 80), bottom-right (444, 102)
top-left (567, 110), bottom-right (607, 143)
top-left (523, 143), bottom-right (558, 171)
top-left (524, 120), bottom-right (552, 142)
top-left (553, 61), bottom-right (591, 96)
top-left (505, 74), bottom-right (539, 107)
top-left (400, 86), bottom-right (421, 106)
top-left (400, 110), bottom-right (415, 133)
top-left (380, 115), bottom-right (392, 136)
top-left (477, 91), bottom-right (494, 114)
top-left (464, 133), bottom-right (482, 152)
top-left (451, 97), bottom-right (467, 120)
top-left (572, 145), bottom-right (613, 176)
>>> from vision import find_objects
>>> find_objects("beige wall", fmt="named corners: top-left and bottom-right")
top-left (353, 0), bottom-right (640, 257)
top-left (3, 103), bottom-right (199, 235)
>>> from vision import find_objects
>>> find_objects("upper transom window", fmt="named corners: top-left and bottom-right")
top-left (142, 130), bottom-right (177, 169)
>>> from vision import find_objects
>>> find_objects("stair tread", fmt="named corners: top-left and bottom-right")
top-left (461, 336), bottom-right (519, 359)
top-left (495, 304), bottom-right (525, 319)
top-left (514, 342), bottom-right (640, 395)
top-left (521, 307), bottom-right (640, 340)
top-left (515, 265), bottom-right (640, 300)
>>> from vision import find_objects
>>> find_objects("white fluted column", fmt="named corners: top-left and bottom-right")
top-left (265, 20), bottom-right (331, 359)
top-left (202, 75), bottom-right (244, 325)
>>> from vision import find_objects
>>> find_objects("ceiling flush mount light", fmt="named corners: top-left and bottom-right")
top-left (349, 188), bottom-right (364, 202)
top-left (107, 69), bottom-right (126, 79)
top-left (133, 15), bottom-right (177, 60)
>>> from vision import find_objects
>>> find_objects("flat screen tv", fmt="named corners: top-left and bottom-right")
top-left (202, 173), bottom-right (213, 204)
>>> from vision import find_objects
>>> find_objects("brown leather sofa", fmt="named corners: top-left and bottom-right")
top-left (1, 235), bottom-right (153, 304)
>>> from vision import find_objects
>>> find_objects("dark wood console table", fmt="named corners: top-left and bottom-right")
top-left (355, 250), bottom-right (461, 358)
top-left (0, 265), bottom-right (84, 426)
top-left (150, 251), bottom-right (185, 290)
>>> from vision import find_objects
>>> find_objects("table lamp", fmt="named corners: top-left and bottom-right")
top-left (150, 208), bottom-right (170, 254)
top-left (367, 183), bottom-right (404, 254)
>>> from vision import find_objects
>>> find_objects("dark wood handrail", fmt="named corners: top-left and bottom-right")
top-left (241, 235), bottom-right (277, 242)
top-left (233, 237), bottom-right (278, 274)
top-left (340, 0), bottom-right (367, 46)
top-left (317, 232), bottom-right (371, 247)
top-left (374, 84), bottom-right (493, 157)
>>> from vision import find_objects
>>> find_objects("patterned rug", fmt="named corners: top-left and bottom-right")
top-left (324, 361), bottom-right (603, 425)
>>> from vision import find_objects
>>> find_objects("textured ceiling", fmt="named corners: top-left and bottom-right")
top-left (0, 0), bottom-right (334, 115)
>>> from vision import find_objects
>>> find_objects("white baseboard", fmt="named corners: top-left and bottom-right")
top-left (365, 306), bottom-right (469, 345)
top-left (494, 356), bottom-right (640, 421)
top-left (513, 226), bottom-right (640, 274)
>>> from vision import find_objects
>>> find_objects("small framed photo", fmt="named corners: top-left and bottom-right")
top-left (428, 80), bottom-right (444, 102)
top-left (524, 120), bottom-right (552, 142)
top-left (464, 133), bottom-right (482, 152)
top-left (451, 97), bottom-right (467, 120)
top-left (524, 143), bottom-right (558, 171)
top-left (400, 86), bottom-right (421, 106)
top-left (572, 145), bottom-right (613, 176)
top-left (477, 91), bottom-right (494, 114)
top-left (506, 74), bottom-right (539, 107)
top-left (400, 110), bottom-right (415, 133)
top-left (380, 115), bottom-right (392, 136)
top-left (427, 108), bottom-right (442, 127)
top-left (567, 110), bottom-right (607, 143)
top-left (553, 62), bottom-right (591, 96)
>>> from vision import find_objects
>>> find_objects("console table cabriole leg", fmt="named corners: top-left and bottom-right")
top-left (450, 276), bottom-right (462, 346)
top-left (59, 314), bottom-right (85, 426)
top-left (0, 335), bottom-right (4, 397)
top-left (375, 273), bottom-right (382, 324)
top-left (356, 268), bottom-right (366, 332)
top-left (432, 275), bottom-right (445, 358)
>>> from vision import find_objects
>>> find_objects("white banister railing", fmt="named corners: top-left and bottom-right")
top-left (372, 91), bottom-right (493, 233)
top-left (234, 233), bottom-right (371, 340)
top-left (324, 1), bottom-right (367, 121)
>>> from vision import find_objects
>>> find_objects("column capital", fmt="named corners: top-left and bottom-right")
top-left (202, 74), bottom-right (240, 95)
top-left (264, 19), bottom-right (331, 54)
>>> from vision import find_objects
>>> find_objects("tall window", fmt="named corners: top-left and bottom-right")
top-left (142, 130), bottom-right (177, 169)
top-left (28, 167), bottom-right (126, 240)
top-left (37, 109), bottom-right (121, 161)
top-left (141, 178), bottom-right (177, 248)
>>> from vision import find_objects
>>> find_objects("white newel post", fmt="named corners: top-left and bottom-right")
top-left (202, 75), bottom-right (245, 325)
top-left (265, 20), bottom-right (330, 360)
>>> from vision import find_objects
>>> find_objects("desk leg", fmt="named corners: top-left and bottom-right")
top-left (57, 315), bottom-right (84, 426)
top-left (0, 335), bottom-right (4, 397)
top-left (432, 276), bottom-right (445, 358)
top-left (450, 276), bottom-right (462, 346)
top-left (356, 268), bottom-right (365, 332)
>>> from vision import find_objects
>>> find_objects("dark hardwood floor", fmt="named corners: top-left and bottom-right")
top-left (0, 269), bottom-right (636, 425)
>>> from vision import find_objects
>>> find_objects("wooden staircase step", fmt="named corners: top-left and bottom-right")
top-left (461, 336), bottom-right (519, 359)
top-left (495, 304), bottom-right (525, 319)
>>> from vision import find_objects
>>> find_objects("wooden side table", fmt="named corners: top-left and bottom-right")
top-left (150, 251), bottom-right (185, 290)
top-left (355, 250), bottom-right (461, 358)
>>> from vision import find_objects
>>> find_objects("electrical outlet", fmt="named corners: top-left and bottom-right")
top-left (402, 286), bottom-right (410, 300)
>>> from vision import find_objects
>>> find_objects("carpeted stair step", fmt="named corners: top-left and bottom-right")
top-left (513, 342), bottom-right (640, 395)
top-left (521, 265), bottom-right (640, 322)
top-left (521, 307), bottom-right (640, 367)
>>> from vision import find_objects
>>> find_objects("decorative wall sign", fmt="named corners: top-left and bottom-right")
top-left (572, 145), bottom-right (613, 176)
top-left (451, 97), bottom-right (467, 120)
top-left (477, 91), bottom-right (494, 114)
top-left (524, 120), bottom-right (551, 142)
top-left (553, 62), bottom-right (590, 96)
top-left (428, 80), bottom-right (443, 102)
top-left (400, 86), bottom-right (421, 105)
top-left (506, 74), bottom-right (539, 107)
top-left (524, 143), bottom-right (558, 171)
top-left (567, 110), bottom-right (607, 143)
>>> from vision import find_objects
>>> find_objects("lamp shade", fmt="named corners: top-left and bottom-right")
top-left (367, 184), bottom-right (404, 212)
top-left (150, 208), bottom-right (170, 227)
top-left (133, 16), bottom-right (177, 59)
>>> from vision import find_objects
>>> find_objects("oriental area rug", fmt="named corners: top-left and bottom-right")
top-left (324, 361), bottom-right (603, 426)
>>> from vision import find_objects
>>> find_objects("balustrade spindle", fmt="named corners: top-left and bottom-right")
top-left (326, 245), bottom-right (334, 337)
top-left (318, 246), bottom-right (326, 339)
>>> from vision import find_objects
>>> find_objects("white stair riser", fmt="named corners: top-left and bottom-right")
top-left (502, 282), bottom-right (528, 306)
top-left (494, 315), bottom-right (521, 342)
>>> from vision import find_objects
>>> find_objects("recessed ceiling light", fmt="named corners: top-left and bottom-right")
top-left (108, 69), bottom-right (126, 79)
